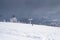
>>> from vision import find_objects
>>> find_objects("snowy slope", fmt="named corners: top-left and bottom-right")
top-left (0, 22), bottom-right (60, 40)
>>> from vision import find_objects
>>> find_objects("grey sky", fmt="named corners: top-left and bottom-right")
top-left (0, 0), bottom-right (60, 20)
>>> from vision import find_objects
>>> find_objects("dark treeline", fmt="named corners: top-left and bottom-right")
top-left (0, 14), bottom-right (60, 27)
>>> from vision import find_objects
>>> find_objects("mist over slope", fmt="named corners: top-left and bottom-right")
top-left (0, 0), bottom-right (60, 19)
top-left (0, 0), bottom-right (60, 26)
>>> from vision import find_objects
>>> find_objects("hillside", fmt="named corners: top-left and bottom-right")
top-left (0, 22), bottom-right (60, 40)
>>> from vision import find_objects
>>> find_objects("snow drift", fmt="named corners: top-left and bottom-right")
top-left (0, 22), bottom-right (60, 40)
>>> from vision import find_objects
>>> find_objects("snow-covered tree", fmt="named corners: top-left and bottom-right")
top-left (10, 15), bottom-right (17, 22)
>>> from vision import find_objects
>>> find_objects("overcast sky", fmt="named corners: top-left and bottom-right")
top-left (0, 0), bottom-right (60, 20)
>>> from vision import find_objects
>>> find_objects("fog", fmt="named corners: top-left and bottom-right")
top-left (0, 0), bottom-right (60, 20)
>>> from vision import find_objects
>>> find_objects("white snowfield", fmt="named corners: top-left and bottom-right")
top-left (0, 22), bottom-right (60, 40)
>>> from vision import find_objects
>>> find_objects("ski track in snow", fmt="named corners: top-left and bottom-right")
top-left (0, 22), bottom-right (60, 40)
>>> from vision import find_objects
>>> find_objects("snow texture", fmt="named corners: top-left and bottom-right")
top-left (0, 22), bottom-right (60, 40)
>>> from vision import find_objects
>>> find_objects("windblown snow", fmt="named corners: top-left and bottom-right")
top-left (0, 22), bottom-right (60, 40)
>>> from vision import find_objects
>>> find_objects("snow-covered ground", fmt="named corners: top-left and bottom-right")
top-left (0, 22), bottom-right (60, 40)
